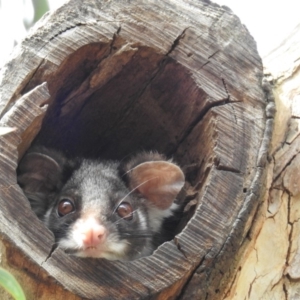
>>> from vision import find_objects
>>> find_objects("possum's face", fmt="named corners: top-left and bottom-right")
top-left (17, 147), bottom-right (185, 261)
top-left (44, 160), bottom-right (153, 260)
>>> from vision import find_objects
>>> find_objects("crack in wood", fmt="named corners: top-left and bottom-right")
top-left (208, 50), bottom-right (220, 60)
top-left (222, 266), bottom-right (241, 299)
top-left (198, 61), bottom-right (210, 70)
top-left (82, 52), bottom-right (169, 146)
top-left (46, 22), bottom-right (91, 45)
top-left (41, 243), bottom-right (57, 265)
top-left (165, 27), bottom-right (189, 56)
top-left (17, 59), bottom-right (47, 102)
top-left (170, 98), bottom-right (234, 155)
top-left (27, 21), bottom-right (100, 57)
top-left (59, 27), bottom-right (122, 109)
top-left (173, 237), bottom-right (188, 259)
top-left (215, 164), bottom-right (241, 174)
top-left (285, 192), bottom-right (294, 274)
top-left (248, 274), bottom-right (256, 298)
top-left (222, 78), bottom-right (231, 101)
top-left (74, 28), bottom-right (191, 146)
top-left (270, 277), bottom-right (283, 292)
top-left (274, 151), bottom-right (300, 185)
top-left (188, 95), bottom-right (273, 294)
top-left (177, 249), bottom-right (211, 300)
top-left (18, 23), bottom-right (122, 121)
top-left (109, 26), bottom-right (122, 54)
top-left (283, 283), bottom-right (288, 300)
top-left (0, 65), bottom-right (46, 118)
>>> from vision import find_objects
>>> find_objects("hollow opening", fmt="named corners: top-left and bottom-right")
top-left (18, 41), bottom-right (214, 259)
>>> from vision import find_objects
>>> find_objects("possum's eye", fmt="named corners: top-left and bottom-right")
top-left (117, 202), bottom-right (133, 220)
top-left (57, 198), bottom-right (75, 216)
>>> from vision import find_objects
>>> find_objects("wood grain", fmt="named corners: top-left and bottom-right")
top-left (0, 0), bottom-right (268, 299)
top-left (223, 24), bottom-right (300, 300)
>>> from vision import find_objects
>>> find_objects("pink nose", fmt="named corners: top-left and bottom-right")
top-left (81, 220), bottom-right (107, 247)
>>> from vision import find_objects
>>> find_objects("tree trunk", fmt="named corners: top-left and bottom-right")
top-left (222, 24), bottom-right (300, 300)
top-left (0, 0), bottom-right (269, 299)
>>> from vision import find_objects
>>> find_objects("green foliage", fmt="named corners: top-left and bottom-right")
top-left (0, 267), bottom-right (26, 300)
top-left (24, 0), bottom-right (50, 29)
top-left (32, 0), bottom-right (50, 24)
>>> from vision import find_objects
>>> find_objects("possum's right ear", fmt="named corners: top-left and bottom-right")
top-left (17, 148), bottom-right (72, 217)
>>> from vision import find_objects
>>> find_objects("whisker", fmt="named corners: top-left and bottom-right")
top-left (112, 209), bottom-right (139, 226)
top-left (118, 152), bottom-right (136, 164)
top-left (121, 163), bottom-right (156, 177)
top-left (64, 248), bottom-right (80, 255)
top-left (132, 248), bottom-right (142, 256)
top-left (111, 178), bottom-right (158, 215)
top-left (120, 231), bottom-right (153, 239)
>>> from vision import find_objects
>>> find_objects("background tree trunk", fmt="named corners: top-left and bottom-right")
top-left (222, 24), bottom-right (300, 300)
top-left (0, 0), bottom-right (278, 299)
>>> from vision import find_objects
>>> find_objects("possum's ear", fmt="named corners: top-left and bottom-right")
top-left (18, 152), bottom-right (63, 194)
top-left (127, 159), bottom-right (185, 210)
top-left (17, 148), bottom-right (71, 217)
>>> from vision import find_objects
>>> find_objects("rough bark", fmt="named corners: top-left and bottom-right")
top-left (222, 24), bottom-right (300, 300)
top-left (0, 0), bottom-right (268, 299)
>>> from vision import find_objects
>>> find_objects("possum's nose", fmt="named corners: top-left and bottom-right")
top-left (80, 218), bottom-right (107, 247)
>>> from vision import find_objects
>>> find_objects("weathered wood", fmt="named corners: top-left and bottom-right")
top-left (0, 0), bottom-right (268, 299)
top-left (222, 24), bottom-right (300, 299)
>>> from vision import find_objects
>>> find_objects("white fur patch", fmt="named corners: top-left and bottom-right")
top-left (58, 216), bottom-right (129, 260)
top-left (148, 203), bottom-right (179, 232)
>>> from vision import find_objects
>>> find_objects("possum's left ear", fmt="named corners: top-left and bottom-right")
top-left (127, 160), bottom-right (185, 210)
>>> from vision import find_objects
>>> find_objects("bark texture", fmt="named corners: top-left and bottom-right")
top-left (0, 0), bottom-right (268, 299)
top-left (222, 24), bottom-right (300, 299)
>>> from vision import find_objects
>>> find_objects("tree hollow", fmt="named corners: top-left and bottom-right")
top-left (0, 0), bottom-right (270, 299)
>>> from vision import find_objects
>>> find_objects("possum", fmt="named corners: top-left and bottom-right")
top-left (17, 147), bottom-right (185, 261)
